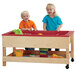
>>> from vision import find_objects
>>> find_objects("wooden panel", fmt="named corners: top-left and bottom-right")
top-left (3, 56), bottom-right (68, 64)
top-left (2, 36), bottom-right (70, 49)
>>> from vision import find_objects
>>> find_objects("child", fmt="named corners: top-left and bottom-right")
top-left (19, 11), bottom-right (37, 30)
top-left (42, 3), bottom-right (63, 51)
top-left (19, 11), bottom-right (37, 50)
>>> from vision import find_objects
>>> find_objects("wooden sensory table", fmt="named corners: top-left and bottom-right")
top-left (2, 30), bottom-right (74, 69)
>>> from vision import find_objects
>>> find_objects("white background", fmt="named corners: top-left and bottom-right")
top-left (0, 0), bottom-right (76, 76)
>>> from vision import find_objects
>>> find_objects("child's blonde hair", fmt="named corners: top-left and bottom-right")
top-left (46, 3), bottom-right (57, 16)
top-left (21, 11), bottom-right (30, 18)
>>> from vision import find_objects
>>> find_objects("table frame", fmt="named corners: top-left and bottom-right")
top-left (2, 33), bottom-right (74, 68)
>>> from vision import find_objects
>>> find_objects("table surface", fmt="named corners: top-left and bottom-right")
top-left (2, 30), bottom-right (74, 37)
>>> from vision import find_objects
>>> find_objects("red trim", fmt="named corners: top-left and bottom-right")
top-left (2, 30), bottom-right (74, 37)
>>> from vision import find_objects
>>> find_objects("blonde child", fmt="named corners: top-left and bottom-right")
top-left (19, 11), bottom-right (37, 30)
top-left (42, 3), bottom-right (63, 51)
top-left (19, 11), bottom-right (37, 50)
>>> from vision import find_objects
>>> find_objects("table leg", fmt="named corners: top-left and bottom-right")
top-left (65, 48), bottom-right (69, 69)
top-left (3, 47), bottom-right (6, 66)
top-left (66, 48), bottom-right (69, 62)
top-left (13, 47), bottom-right (16, 55)
top-left (71, 33), bottom-right (74, 62)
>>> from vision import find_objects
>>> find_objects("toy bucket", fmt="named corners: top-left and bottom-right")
top-left (14, 49), bottom-right (24, 57)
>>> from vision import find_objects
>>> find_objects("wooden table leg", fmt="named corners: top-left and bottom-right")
top-left (66, 48), bottom-right (69, 69)
top-left (71, 34), bottom-right (74, 58)
top-left (71, 33), bottom-right (74, 62)
top-left (3, 47), bottom-right (6, 66)
top-left (66, 48), bottom-right (69, 62)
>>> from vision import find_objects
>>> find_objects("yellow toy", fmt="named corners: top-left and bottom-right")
top-left (51, 54), bottom-right (64, 58)
top-left (38, 33), bottom-right (43, 35)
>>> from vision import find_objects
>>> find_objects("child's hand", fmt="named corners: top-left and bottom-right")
top-left (56, 24), bottom-right (63, 31)
top-left (56, 28), bottom-right (60, 31)
top-left (24, 28), bottom-right (32, 30)
top-left (43, 29), bottom-right (47, 31)
top-left (21, 28), bottom-right (32, 31)
top-left (21, 28), bottom-right (26, 30)
top-left (33, 28), bottom-right (37, 31)
top-left (44, 29), bottom-right (47, 31)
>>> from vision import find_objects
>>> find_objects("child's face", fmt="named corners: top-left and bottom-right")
top-left (46, 8), bottom-right (55, 16)
top-left (22, 13), bottom-right (30, 21)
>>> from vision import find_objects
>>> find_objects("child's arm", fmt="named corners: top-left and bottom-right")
top-left (33, 26), bottom-right (37, 31)
top-left (56, 24), bottom-right (63, 31)
top-left (43, 23), bottom-right (47, 31)
top-left (56, 16), bottom-right (63, 31)
top-left (32, 21), bottom-right (37, 31)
